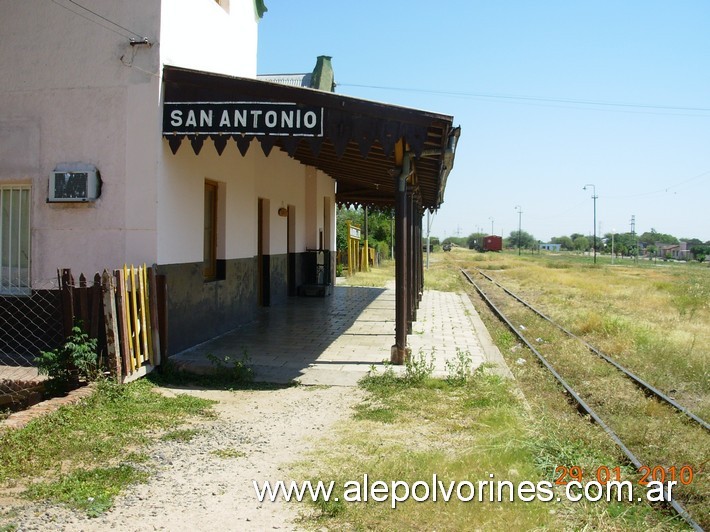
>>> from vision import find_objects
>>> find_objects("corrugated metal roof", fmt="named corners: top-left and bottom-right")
top-left (257, 73), bottom-right (312, 88)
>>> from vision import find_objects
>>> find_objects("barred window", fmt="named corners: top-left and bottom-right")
top-left (0, 185), bottom-right (31, 295)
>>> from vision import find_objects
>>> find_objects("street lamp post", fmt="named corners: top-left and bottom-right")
top-left (489, 217), bottom-right (494, 236)
top-left (583, 184), bottom-right (597, 264)
top-left (515, 205), bottom-right (523, 255)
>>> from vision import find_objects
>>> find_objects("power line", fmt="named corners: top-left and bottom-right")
top-left (51, 0), bottom-right (148, 42)
top-left (338, 82), bottom-right (710, 115)
top-left (605, 169), bottom-right (710, 200)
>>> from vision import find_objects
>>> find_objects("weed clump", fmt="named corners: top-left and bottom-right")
top-left (36, 325), bottom-right (99, 395)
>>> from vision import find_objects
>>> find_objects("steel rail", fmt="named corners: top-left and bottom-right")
top-left (474, 268), bottom-right (709, 433)
top-left (461, 268), bottom-right (704, 531)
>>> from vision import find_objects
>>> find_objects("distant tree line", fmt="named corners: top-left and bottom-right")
top-left (336, 206), bottom-right (395, 259)
top-left (436, 227), bottom-right (710, 261)
top-left (336, 210), bottom-right (709, 262)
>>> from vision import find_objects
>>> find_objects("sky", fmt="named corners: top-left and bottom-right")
top-left (256, 1), bottom-right (710, 243)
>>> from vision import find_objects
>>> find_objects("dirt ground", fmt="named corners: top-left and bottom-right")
top-left (0, 384), bottom-right (363, 531)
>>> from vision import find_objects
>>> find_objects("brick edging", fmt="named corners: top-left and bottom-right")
top-left (1, 383), bottom-right (97, 432)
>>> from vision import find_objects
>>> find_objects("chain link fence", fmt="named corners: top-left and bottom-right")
top-left (0, 277), bottom-right (64, 411)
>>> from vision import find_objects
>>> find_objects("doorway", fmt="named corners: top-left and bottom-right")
top-left (287, 205), bottom-right (296, 296)
top-left (258, 198), bottom-right (270, 306)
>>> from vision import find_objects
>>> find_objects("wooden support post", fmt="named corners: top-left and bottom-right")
top-left (416, 205), bottom-right (423, 303)
top-left (391, 153), bottom-right (411, 365)
top-left (407, 185), bottom-right (415, 331)
top-left (101, 270), bottom-right (122, 382)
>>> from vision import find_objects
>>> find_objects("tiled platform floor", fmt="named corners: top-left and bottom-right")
top-left (171, 281), bottom-right (509, 386)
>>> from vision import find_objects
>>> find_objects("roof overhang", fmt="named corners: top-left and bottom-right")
top-left (162, 65), bottom-right (460, 210)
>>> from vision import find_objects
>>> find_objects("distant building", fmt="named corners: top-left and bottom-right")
top-left (655, 242), bottom-right (689, 260)
top-left (540, 243), bottom-right (562, 252)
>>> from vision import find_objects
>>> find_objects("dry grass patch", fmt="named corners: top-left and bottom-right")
top-left (293, 371), bottom-right (563, 530)
top-left (461, 252), bottom-right (710, 420)
top-left (461, 252), bottom-right (709, 528)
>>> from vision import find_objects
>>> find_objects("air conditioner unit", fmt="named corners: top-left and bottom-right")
top-left (48, 170), bottom-right (101, 202)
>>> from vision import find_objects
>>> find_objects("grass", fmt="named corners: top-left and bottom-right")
top-left (295, 366), bottom-right (671, 530)
top-left (339, 256), bottom-right (463, 292)
top-left (459, 249), bottom-right (709, 420)
top-left (211, 448), bottom-right (247, 459)
top-left (150, 359), bottom-right (290, 391)
top-left (451, 248), bottom-right (709, 528)
top-left (296, 249), bottom-right (704, 529)
top-left (339, 259), bottom-right (396, 287)
top-left (0, 378), bottom-right (215, 518)
top-left (24, 465), bottom-right (149, 518)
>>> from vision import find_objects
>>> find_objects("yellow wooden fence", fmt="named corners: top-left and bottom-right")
top-left (102, 264), bottom-right (162, 383)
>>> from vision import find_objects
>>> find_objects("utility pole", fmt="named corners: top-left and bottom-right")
top-left (515, 205), bottom-right (523, 255)
top-left (583, 184), bottom-right (597, 264)
top-left (631, 214), bottom-right (639, 262)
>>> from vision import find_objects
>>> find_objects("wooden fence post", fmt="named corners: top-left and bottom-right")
top-left (91, 273), bottom-right (101, 340)
top-left (78, 273), bottom-right (89, 332)
top-left (115, 268), bottom-right (132, 377)
top-left (128, 266), bottom-right (142, 367)
top-left (138, 265), bottom-right (149, 362)
top-left (101, 270), bottom-right (122, 382)
top-left (60, 268), bottom-right (74, 339)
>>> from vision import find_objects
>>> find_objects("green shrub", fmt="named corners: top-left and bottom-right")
top-left (36, 326), bottom-right (99, 395)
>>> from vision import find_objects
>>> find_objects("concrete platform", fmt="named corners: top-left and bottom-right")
top-left (171, 281), bottom-right (508, 386)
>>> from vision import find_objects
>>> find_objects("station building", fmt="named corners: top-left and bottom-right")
top-left (0, 0), bottom-right (459, 362)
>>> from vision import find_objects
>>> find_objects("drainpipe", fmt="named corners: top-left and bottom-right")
top-left (391, 153), bottom-right (412, 365)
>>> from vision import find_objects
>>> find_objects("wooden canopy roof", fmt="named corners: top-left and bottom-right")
top-left (162, 65), bottom-right (459, 211)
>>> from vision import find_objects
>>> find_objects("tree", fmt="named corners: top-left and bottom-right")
top-left (336, 206), bottom-right (394, 259)
top-left (573, 235), bottom-right (590, 252)
top-left (604, 232), bottom-right (638, 257)
top-left (690, 245), bottom-right (710, 263)
top-left (504, 230), bottom-right (536, 250)
top-left (551, 235), bottom-right (573, 250)
top-left (682, 238), bottom-right (703, 246)
top-left (638, 230), bottom-right (678, 247)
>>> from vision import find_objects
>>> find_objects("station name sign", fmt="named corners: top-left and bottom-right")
top-left (163, 102), bottom-right (324, 137)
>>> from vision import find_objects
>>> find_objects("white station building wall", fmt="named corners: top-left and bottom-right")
top-left (0, 0), bottom-right (262, 285)
top-left (160, 0), bottom-right (259, 79)
top-left (0, 0), bottom-right (162, 285)
top-left (157, 139), bottom-right (335, 265)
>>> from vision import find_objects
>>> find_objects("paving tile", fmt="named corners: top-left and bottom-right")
top-left (172, 284), bottom-right (509, 386)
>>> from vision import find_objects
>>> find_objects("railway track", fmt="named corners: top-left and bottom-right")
top-left (461, 267), bottom-right (708, 531)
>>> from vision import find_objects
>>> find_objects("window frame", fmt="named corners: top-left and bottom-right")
top-left (0, 184), bottom-right (31, 296)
